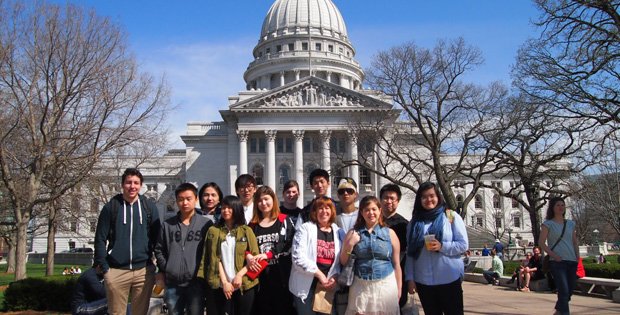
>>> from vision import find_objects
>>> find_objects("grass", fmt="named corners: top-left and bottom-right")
top-left (0, 263), bottom-right (90, 311)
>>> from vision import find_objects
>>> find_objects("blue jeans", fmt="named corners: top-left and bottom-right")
top-left (482, 270), bottom-right (499, 284)
top-left (164, 279), bottom-right (205, 315)
top-left (73, 298), bottom-right (107, 315)
top-left (549, 260), bottom-right (577, 315)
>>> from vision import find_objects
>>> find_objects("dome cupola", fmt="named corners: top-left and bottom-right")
top-left (244, 0), bottom-right (364, 91)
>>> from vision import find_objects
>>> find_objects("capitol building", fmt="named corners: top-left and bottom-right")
top-left (31, 0), bottom-right (544, 253)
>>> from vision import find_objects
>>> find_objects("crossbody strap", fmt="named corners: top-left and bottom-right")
top-left (550, 220), bottom-right (567, 251)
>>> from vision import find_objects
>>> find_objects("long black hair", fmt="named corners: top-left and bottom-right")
top-left (545, 196), bottom-right (565, 220)
top-left (218, 195), bottom-right (246, 227)
top-left (198, 182), bottom-right (223, 210)
top-left (412, 181), bottom-right (444, 216)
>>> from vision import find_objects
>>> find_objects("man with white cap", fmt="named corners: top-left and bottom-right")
top-left (493, 239), bottom-right (504, 260)
top-left (334, 177), bottom-right (359, 315)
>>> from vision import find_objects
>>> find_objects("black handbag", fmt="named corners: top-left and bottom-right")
top-left (337, 253), bottom-right (355, 287)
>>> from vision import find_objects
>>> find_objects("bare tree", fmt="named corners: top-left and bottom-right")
top-left (351, 38), bottom-right (508, 216)
top-left (514, 0), bottom-right (620, 130)
top-left (0, 2), bottom-right (170, 280)
top-left (482, 95), bottom-right (597, 245)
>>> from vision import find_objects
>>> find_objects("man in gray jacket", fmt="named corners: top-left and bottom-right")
top-left (154, 183), bottom-right (212, 315)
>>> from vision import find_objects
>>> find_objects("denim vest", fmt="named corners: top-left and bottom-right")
top-left (353, 225), bottom-right (394, 280)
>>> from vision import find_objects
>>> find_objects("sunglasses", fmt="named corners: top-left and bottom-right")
top-left (338, 188), bottom-right (355, 195)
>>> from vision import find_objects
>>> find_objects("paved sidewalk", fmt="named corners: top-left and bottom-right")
top-left (413, 281), bottom-right (619, 314)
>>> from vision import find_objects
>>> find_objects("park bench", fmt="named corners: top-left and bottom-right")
top-left (576, 277), bottom-right (620, 302)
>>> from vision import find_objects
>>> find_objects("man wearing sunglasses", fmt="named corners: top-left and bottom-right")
top-left (334, 177), bottom-right (359, 315)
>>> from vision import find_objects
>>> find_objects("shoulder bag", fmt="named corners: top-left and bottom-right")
top-left (542, 220), bottom-right (566, 273)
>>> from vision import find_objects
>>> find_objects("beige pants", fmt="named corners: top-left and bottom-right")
top-left (104, 265), bottom-right (156, 315)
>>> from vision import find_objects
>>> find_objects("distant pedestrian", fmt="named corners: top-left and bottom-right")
top-left (539, 197), bottom-right (579, 315)
top-left (482, 249), bottom-right (503, 285)
top-left (493, 239), bottom-right (504, 260)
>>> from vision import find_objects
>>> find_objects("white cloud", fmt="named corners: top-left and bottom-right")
top-left (136, 38), bottom-right (255, 147)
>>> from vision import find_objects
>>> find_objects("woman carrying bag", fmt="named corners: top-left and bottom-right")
top-left (339, 196), bottom-right (401, 315)
top-left (539, 197), bottom-right (579, 315)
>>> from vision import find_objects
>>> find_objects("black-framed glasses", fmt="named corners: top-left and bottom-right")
top-left (338, 188), bottom-right (355, 195)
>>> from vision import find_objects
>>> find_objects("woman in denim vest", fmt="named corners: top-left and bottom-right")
top-left (340, 196), bottom-right (402, 315)
top-left (539, 197), bottom-right (578, 315)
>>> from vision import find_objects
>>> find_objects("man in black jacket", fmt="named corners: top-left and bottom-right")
top-left (380, 184), bottom-right (409, 312)
top-left (71, 264), bottom-right (107, 315)
top-left (94, 168), bottom-right (160, 315)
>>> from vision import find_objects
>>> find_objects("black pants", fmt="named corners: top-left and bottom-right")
top-left (253, 266), bottom-right (295, 315)
top-left (209, 285), bottom-right (256, 315)
top-left (416, 279), bottom-right (464, 315)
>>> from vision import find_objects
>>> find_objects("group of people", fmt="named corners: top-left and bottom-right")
top-left (70, 167), bottom-right (472, 315)
top-left (505, 247), bottom-right (544, 292)
top-left (63, 266), bottom-right (82, 275)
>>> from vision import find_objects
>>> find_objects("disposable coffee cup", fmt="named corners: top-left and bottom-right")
top-left (424, 234), bottom-right (436, 250)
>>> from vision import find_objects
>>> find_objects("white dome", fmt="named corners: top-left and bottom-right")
top-left (260, 0), bottom-right (348, 42)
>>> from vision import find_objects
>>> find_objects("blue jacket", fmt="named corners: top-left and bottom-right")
top-left (405, 212), bottom-right (468, 286)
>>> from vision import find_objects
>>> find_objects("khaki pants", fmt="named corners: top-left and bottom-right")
top-left (104, 265), bottom-right (156, 315)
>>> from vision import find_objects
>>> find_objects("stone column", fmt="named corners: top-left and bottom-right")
top-left (237, 130), bottom-right (249, 175)
top-left (280, 71), bottom-right (285, 87)
top-left (348, 131), bottom-right (360, 187)
top-left (295, 70), bottom-right (300, 81)
top-left (293, 130), bottom-right (305, 207)
top-left (265, 130), bottom-right (277, 189)
top-left (326, 71), bottom-right (332, 83)
top-left (320, 130), bottom-right (332, 172)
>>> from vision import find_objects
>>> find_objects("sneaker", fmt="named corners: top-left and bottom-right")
top-left (494, 280), bottom-right (500, 286)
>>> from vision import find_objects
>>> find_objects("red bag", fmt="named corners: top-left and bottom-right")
top-left (246, 259), bottom-right (268, 280)
top-left (576, 257), bottom-right (586, 278)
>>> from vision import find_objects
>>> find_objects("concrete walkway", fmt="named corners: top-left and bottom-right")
top-left (413, 281), bottom-right (619, 314)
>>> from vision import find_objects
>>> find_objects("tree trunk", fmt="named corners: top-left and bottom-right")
top-left (14, 220), bottom-right (28, 280)
top-left (45, 204), bottom-right (57, 276)
top-left (6, 240), bottom-right (15, 273)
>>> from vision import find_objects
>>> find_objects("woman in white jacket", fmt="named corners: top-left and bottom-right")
top-left (290, 196), bottom-right (341, 315)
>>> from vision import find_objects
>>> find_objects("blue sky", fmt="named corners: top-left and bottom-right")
top-left (53, 0), bottom-right (541, 148)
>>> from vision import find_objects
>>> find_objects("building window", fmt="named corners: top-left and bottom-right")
top-left (277, 137), bottom-right (293, 153)
top-left (250, 137), bottom-right (266, 153)
top-left (476, 216), bottom-right (483, 228)
top-left (303, 136), bottom-right (319, 153)
top-left (315, 43), bottom-right (321, 51)
top-left (475, 195), bottom-right (483, 209)
top-left (252, 164), bottom-right (264, 186)
top-left (332, 165), bottom-right (344, 186)
top-left (89, 219), bottom-right (97, 233)
top-left (288, 43), bottom-right (294, 51)
top-left (339, 47), bottom-right (344, 54)
top-left (276, 45), bottom-right (282, 52)
top-left (266, 48), bottom-right (271, 55)
top-left (360, 167), bottom-right (371, 185)
top-left (90, 199), bottom-right (98, 212)
top-left (302, 42), bottom-right (308, 50)
top-left (453, 181), bottom-right (465, 188)
top-left (69, 219), bottom-right (78, 233)
top-left (492, 194), bottom-right (501, 209)
top-left (330, 137), bottom-right (346, 154)
top-left (304, 163), bottom-right (320, 183)
top-left (279, 164), bottom-right (291, 185)
top-left (492, 181), bottom-right (502, 189)
top-left (147, 184), bottom-right (157, 192)
top-left (328, 45), bottom-right (334, 52)
top-left (513, 216), bottom-right (521, 229)
top-left (456, 195), bottom-right (464, 212)
top-left (495, 216), bottom-right (502, 228)
top-left (258, 52), bottom-right (263, 58)
top-left (511, 197), bottom-right (519, 208)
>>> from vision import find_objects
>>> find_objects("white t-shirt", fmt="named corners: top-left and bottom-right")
top-left (244, 202), bottom-right (254, 225)
top-left (337, 209), bottom-right (359, 233)
top-left (221, 233), bottom-right (237, 283)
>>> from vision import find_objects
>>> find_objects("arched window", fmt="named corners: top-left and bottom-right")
top-left (279, 164), bottom-right (291, 185)
top-left (492, 194), bottom-right (501, 209)
top-left (252, 163), bottom-right (264, 186)
top-left (475, 195), bottom-right (483, 209)
top-left (304, 163), bottom-right (320, 184)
